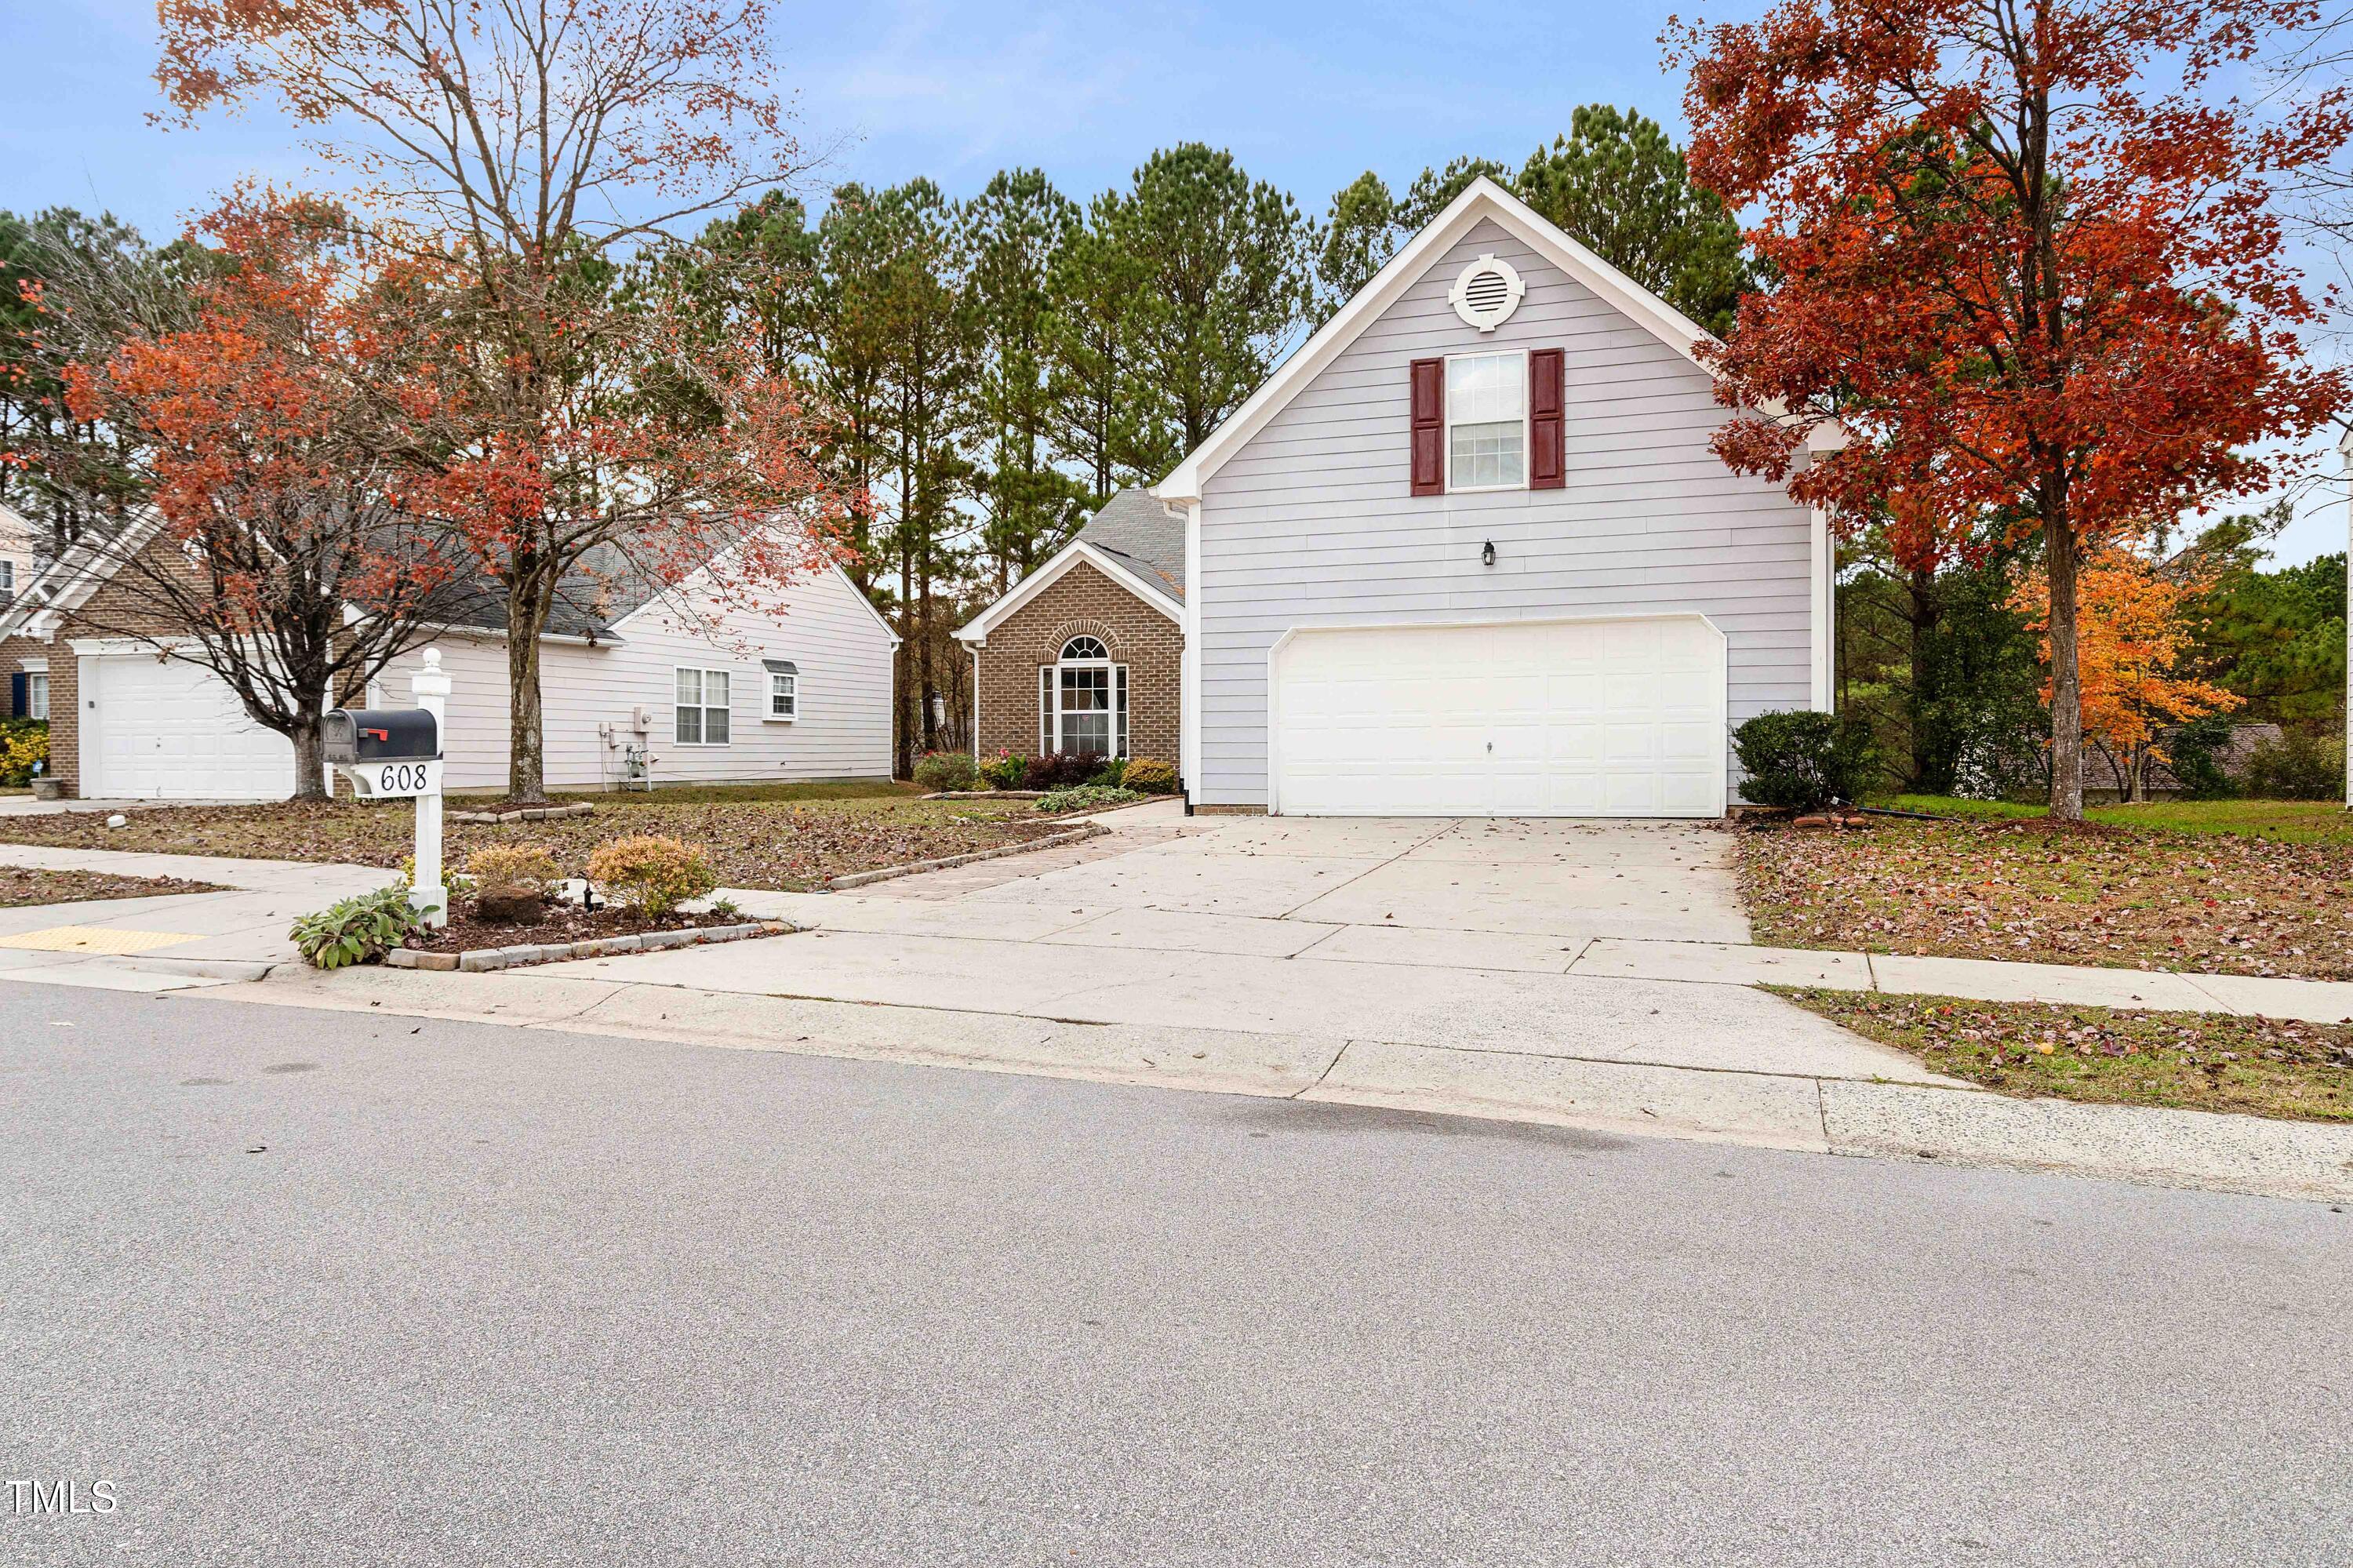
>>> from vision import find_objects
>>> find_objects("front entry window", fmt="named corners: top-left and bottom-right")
top-left (1043, 635), bottom-right (1126, 758)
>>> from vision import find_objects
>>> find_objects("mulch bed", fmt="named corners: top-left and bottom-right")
top-left (0, 865), bottom-right (225, 908)
top-left (401, 898), bottom-right (754, 955)
top-left (1775, 986), bottom-right (2353, 1123)
top-left (0, 795), bottom-right (1071, 892)
top-left (1739, 817), bottom-right (2353, 980)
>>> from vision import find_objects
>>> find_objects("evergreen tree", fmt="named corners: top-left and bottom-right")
top-left (1311, 171), bottom-right (1402, 325)
top-left (1515, 106), bottom-right (1748, 337)
top-left (1107, 144), bottom-right (1312, 458)
top-left (1042, 203), bottom-right (1163, 502)
top-left (964, 170), bottom-right (1091, 591)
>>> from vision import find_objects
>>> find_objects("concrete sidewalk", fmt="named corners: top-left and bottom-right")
top-left (0, 842), bottom-right (386, 988)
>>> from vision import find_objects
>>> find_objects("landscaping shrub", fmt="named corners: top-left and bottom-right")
top-left (1733, 710), bottom-right (1878, 812)
top-left (289, 884), bottom-right (424, 970)
top-left (464, 843), bottom-right (563, 896)
top-left (976, 750), bottom-right (1029, 790)
top-left (2245, 729), bottom-right (2345, 802)
top-left (2164, 714), bottom-right (2236, 800)
top-left (1086, 758), bottom-right (1129, 788)
top-left (0, 719), bottom-right (48, 788)
top-left (1023, 751), bottom-right (1097, 789)
top-left (586, 834), bottom-right (718, 915)
top-left (912, 750), bottom-right (978, 791)
top-left (1036, 784), bottom-right (1144, 813)
top-left (398, 854), bottom-right (475, 902)
top-left (1122, 757), bottom-right (1179, 795)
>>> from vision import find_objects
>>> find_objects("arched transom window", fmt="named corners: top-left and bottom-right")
top-left (1041, 635), bottom-right (1126, 759)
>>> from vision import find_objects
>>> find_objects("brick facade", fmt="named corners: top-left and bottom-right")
top-left (1, 537), bottom-right (225, 797)
top-left (971, 558), bottom-right (1183, 769)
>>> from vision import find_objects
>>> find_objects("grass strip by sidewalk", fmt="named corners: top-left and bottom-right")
top-left (0, 865), bottom-right (226, 908)
top-left (1773, 985), bottom-right (2353, 1123)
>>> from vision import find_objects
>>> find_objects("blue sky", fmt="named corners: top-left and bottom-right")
top-left (8, 0), bottom-right (2346, 562)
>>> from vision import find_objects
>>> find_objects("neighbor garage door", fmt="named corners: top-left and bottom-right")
top-left (84, 652), bottom-right (293, 800)
top-left (1269, 616), bottom-right (1726, 817)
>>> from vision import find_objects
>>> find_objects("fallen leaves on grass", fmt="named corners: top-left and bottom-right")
top-left (0, 865), bottom-right (225, 908)
top-left (1775, 986), bottom-right (2353, 1122)
top-left (0, 795), bottom-right (1067, 892)
top-left (1740, 818), bottom-right (2353, 980)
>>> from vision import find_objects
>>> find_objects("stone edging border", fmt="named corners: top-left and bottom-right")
top-left (922, 788), bottom-right (1046, 799)
top-left (822, 820), bottom-right (1108, 891)
top-left (449, 802), bottom-right (597, 824)
top-left (386, 919), bottom-right (794, 973)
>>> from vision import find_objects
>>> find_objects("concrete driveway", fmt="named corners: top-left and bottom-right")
top-left (539, 801), bottom-right (1928, 1104)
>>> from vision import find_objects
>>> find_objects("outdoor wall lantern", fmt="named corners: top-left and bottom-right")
top-left (1481, 540), bottom-right (1497, 567)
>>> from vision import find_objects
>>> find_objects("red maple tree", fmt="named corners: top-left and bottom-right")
top-left (154, 0), bottom-right (845, 801)
top-left (53, 192), bottom-right (460, 799)
top-left (1669, 0), bottom-right (2350, 818)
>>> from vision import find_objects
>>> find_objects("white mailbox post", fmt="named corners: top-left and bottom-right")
top-left (409, 649), bottom-right (450, 927)
top-left (322, 649), bottom-right (451, 930)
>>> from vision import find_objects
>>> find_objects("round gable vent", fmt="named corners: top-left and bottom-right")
top-left (1449, 253), bottom-right (1526, 333)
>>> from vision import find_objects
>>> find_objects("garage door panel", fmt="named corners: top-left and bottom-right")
top-left (89, 654), bottom-right (293, 801)
top-left (1271, 617), bottom-right (1726, 818)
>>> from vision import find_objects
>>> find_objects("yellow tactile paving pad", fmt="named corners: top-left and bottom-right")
top-left (0, 926), bottom-right (202, 955)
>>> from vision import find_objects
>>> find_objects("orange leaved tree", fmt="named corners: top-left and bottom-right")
top-left (1670, 0), bottom-right (2350, 820)
top-left (50, 193), bottom-right (460, 799)
top-left (2016, 547), bottom-right (2242, 800)
top-left (154, 0), bottom-right (844, 801)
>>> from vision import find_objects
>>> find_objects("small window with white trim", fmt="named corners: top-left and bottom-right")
top-left (764, 659), bottom-right (798, 722)
top-left (1446, 350), bottom-right (1527, 491)
top-left (675, 667), bottom-right (730, 744)
top-left (24, 671), bottom-right (48, 720)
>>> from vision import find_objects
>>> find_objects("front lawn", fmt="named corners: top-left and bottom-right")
top-left (1739, 803), bottom-right (2353, 980)
top-left (1776, 987), bottom-right (2353, 1123)
top-left (0, 784), bottom-right (1074, 893)
top-left (0, 865), bottom-right (225, 908)
top-left (1882, 793), bottom-right (2353, 844)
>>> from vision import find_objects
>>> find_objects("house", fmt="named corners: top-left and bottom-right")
top-left (0, 527), bottom-right (900, 799)
top-left (0, 500), bottom-right (38, 613)
top-left (955, 489), bottom-right (1185, 766)
top-left (1157, 176), bottom-right (1832, 817)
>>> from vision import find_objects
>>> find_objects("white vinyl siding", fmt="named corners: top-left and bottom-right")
top-left (381, 562), bottom-right (894, 791)
top-left (1194, 216), bottom-right (1814, 808)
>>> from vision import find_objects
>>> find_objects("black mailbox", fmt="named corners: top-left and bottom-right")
top-left (323, 708), bottom-right (440, 766)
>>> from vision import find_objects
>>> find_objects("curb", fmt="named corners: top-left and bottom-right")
top-left (821, 821), bottom-right (1109, 891)
top-left (221, 969), bottom-right (2353, 1204)
top-left (385, 919), bottom-right (795, 973)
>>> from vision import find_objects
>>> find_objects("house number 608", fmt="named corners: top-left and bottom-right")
top-left (378, 762), bottom-right (430, 793)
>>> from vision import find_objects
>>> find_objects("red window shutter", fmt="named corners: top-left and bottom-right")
top-left (1409, 358), bottom-right (1445, 496)
top-left (1529, 348), bottom-right (1566, 490)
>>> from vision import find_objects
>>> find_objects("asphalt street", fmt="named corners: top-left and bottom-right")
top-left (2, 978), bottom-right (2348, 1566)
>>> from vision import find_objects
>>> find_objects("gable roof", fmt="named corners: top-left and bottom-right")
top-left (0, 512), bottom-right (896, 649)
top-left (1070, 488), bottom-right (1185, 603)
top-left (1154, 176), bottom-right (1722, 504)
top-left (955, 489), bottom-right (1186, 643)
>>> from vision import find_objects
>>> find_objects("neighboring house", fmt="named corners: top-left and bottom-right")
top-left (955, 489), bottom-right (1185, 766)
top-left (0, 500), bottom-right (38, 614)
top-left (1156, 176), bottom-right (1833, 817)
top-left (0, 529), bottom-right (899, 799)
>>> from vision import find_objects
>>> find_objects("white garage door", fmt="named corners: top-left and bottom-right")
top-left (85, 653), bottom-right (293, 801)
top-left (1270, 616), bottom-right (1727, 817)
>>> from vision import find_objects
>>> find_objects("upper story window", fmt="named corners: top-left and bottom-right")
top-left (1446, 351), bottom-right (1527, 491)
top-left (1060, 635), bottom-right (1107, 660)
top-left (675, 667), bottom-right (731, 745)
